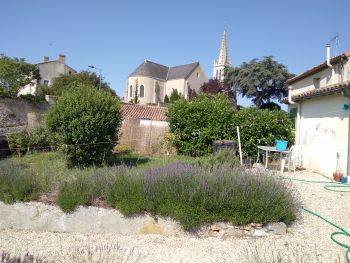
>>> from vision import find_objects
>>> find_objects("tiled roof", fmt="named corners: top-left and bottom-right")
top-left (167, 62), bottom-right (199, 80)
top-left (286, 51), bottom-right (350, 85)
top-left (283, 81), bottom-right (350, 103)
top-left (121, 103), bottom-right (168, 121)
top-left (128, 60), bottom-right (200, 80)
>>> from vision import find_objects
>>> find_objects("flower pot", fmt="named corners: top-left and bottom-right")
top-left (333, 172), bottom-right (343, 182)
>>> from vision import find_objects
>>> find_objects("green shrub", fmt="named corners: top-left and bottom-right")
top-left (0, 160), bottom-right (43, 203)
top-left (7, 125), bottom-right (58, 156)
top-left (46, 85), bottom-right (122, 167)
top-left (197, 149), bottom-right (240, 168)
top-left (166, 94), bottom-right (236, 156)
top-left (113, 144), bottom-right (131, 154)
top-left (7, 131), bottom-right (29, 156)
top-left (232, 108), bottom-right (294, 158)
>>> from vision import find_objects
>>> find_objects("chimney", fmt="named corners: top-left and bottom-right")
top-left (326, 44), bottom-right (334, 84)
top-left (58, 54), bottom-right (66, 64)
top-left (43, 56), bottom-right (49, 62)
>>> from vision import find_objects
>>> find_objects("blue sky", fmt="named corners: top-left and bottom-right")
top-left (1, 0), bottom-right (350, 107)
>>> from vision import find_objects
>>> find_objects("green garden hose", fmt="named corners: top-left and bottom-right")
top-left (281, 176), bottom-right (350, 262)
top-left (302, 207), bottom-right (350, 263)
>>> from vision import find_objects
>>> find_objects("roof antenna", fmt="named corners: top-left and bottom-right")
top-left (330, 33), bottom-right (339, 57)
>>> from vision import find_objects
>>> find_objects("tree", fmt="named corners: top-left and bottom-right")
top-left (225, 56), bottom-right (294, 108)
top-left (169, 89), bottom-right (184, 103)
top-left (166, 94), bottom-right (236, 156)
top-left (0, 54), bottom-right (40, 96)
top-left (46, 85), bottom-right (122, 167)
top-left (200, 79), bottom-right (236, 107)
top-left (49, 71), bottom-right (116, 96)
top-left (132, 84), bottom-right (139, 104)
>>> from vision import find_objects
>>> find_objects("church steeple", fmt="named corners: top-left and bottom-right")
top-left (213, 30), bottom-right (231, 80)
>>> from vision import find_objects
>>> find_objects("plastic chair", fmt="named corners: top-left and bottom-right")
top-left (280, 145), bottom-right (297, 173)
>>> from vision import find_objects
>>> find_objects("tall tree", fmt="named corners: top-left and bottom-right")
top-left (225, 56), bottom-right (294, 108)
top-left (49, 71), bottom-right (116, 96)
top-left (200, 79), bottom-right (236, 107)
top-left (0, 54), bottom-right (40, 96)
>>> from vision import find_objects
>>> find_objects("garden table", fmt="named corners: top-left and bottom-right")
top-left (256, 145), bottom-right (291, 172)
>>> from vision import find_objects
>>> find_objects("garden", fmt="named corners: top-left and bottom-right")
top-left (0, 85), bottom-right (299, 232)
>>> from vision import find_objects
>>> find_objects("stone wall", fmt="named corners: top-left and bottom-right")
top-left (119, 119), bottom-right (169, 154)
top-left (0, 97), bottom-right (49, 135)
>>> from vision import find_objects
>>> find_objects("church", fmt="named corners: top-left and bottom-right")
top-left (124, 31), bottom-right (231, 105)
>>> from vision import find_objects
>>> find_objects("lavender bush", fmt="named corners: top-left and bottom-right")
top-left (106, 162), bottom-right (300, 230)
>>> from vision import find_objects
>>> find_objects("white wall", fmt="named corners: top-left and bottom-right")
top-left (294, 94), bottom-right (349, 176)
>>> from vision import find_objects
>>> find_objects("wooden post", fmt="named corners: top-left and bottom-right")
top-left (236, 126), bottom-right (243, 166)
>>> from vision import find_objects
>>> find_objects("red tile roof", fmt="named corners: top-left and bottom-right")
top-left (121, 103), bottom-right (168, 121)
top-left (283, 81), bottom-right (350, 103)
top-left (286, 51), bottom-right (350, 85)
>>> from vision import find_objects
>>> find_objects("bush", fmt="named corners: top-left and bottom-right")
top-left (232, 108), bottom-right (294, 158)
top-left (113, 144), bottom-right (131, 154)
top-left (46, 85), bottom-right (122, 167)
top-left (0, 160), bottom-right (43, 203)
top-left (197, 149), bottom-right (240, 168)
top-left (166, 94), bottom-right (236, 156)
top-left (106, 163), bottom-right (299, 230)
top-left (57, 166), bottom-right (127, 212)
top-left (7, 125), bottom-right (58, 156)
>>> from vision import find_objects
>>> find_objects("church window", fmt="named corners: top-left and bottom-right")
top-left (140, 85), bottom-right (144, 97)
top-left (130, 85), bottom-right (133, 97)
top-left (219, 69), bottom-right (222, 80)
top-left (196, 72), bottom-right (199, 79)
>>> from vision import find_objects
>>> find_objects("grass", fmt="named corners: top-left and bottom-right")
top-left (0, 150), bottom-right (300, 230)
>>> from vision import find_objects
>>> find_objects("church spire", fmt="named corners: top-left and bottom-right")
top-left (218, 30), bottom-right (229, 65)
top-left (213, 30), bottom-right (231, 80)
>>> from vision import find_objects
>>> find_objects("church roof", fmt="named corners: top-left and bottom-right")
top-left (129, 60), bottom-right (168, 80)
top-left (167, 62), bottom-right (199, 80)
top-left (129, 60), bottom-right (200, 80)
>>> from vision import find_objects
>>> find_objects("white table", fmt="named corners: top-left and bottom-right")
top-left (257, 146), bottom-right (291, 172)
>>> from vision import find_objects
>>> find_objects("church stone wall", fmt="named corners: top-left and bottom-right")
top-left (186, 65), bottom-right (208, 94)
top-left (126, 76), bottom-right (166, 104)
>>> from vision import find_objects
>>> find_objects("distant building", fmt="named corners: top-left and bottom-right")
top-left (124, 60), bottom-right (208, 105)
top-left (213, 30), bottom-right (231, 81)
top-left (18, 54), bottom-right (77, 95)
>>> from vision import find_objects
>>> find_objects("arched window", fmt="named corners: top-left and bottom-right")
top-left (140, 85), bottom-right (144, 98)
top-left (196, 72), bottom-right (199, 79)
top-left (129, 85), bottom-right (133, 97)
top-left (219, 69), bottom-right (222, 80)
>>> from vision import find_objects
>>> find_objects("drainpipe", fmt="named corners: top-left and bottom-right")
top-left (326, 44), bottom-right (335, 84)
top-left (341, 88), bottom-right (350, 177)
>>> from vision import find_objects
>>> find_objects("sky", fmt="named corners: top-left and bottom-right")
top-left (1, 0), bottom-right (350, 107)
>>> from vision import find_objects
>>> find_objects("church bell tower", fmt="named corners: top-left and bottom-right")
top-left (213, 30), bottom-right (231, 80)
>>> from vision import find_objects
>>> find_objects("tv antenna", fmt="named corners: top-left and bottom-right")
top-left (330, 33), bottom-right (340, 56)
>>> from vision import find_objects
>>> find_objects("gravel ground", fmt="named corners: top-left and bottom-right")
top-left (0, 171), bottom-right (349, 263)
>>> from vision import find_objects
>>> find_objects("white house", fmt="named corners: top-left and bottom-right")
top-left (285, 46), bottom-right (350, 177)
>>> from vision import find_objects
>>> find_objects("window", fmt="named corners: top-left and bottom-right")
top-left (43, 80), bottom-right (49, 86)
top-left (313, 78), bottom-right (320, 89)
top-left (196, 72), bottom-right (199, 79)
top-left (129, 85), bottom-right (133, 97)
top-left (140, 85), bottom-right (144, 98)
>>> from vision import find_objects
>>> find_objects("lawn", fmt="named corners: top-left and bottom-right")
top-left (0, 150), bottom-right (300, 230)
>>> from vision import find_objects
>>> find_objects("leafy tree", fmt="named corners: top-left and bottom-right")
top-left (0, 54), bottom-right (40, 96)
top-left (200, 79), bottom-right (236, 107)
top-left (169, 88), bottom-right (184, 103)
top-left (166, 94), bottom-right (236, 156)
top-left (231, 108), bottom-right (294, 158)
top-left (132, 84), bottom-right (139, 104)
top-left (49, 71), bottom-right (116, 96)
top-left (164, 94), bottom-right (170, 103)
top-left (46, 85), bottom-right (122, 167)
top-left (225, 56), bottom-right (294, 108)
